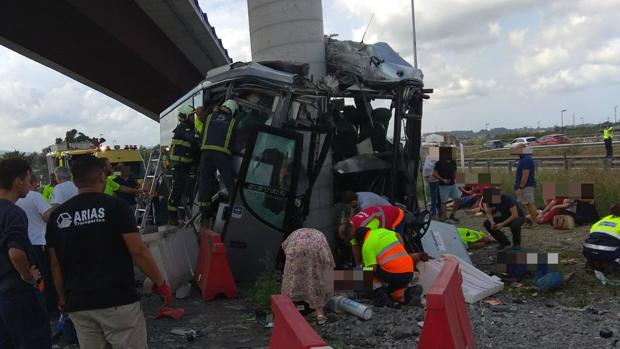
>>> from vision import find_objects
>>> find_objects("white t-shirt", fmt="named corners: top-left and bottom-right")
top-left (356, 191), bottom-right (390, 209)
top-left (50, 181), bottom-right (79, 205)
top-left (16, 191), bottom-right (51, 246)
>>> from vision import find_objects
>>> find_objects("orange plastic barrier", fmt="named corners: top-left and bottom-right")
top-left (269, 295), bottom-right (327, 349)
top-left (195, 228), bottom-right (237, 300)
top-left (418, 257), bottom-right (476, 349)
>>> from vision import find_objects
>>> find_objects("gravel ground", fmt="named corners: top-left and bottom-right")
top-left (54, 214), bottom-right (620, 348)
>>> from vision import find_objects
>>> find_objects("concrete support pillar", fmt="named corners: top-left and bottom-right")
top-left (247, 0), bottom-right (326, 80)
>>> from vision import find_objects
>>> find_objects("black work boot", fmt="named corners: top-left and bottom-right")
top-left (404, 285), bottom-right (423, 306)
top-left (372, 287), bottom-right (390, 308)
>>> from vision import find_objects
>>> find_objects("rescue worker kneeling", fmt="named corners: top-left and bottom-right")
top-left (353, 227), bottom-right (424, 307)
top-left (198, 100), bottom-right (239, 217)
top-left (582, 202), bottom-right (620, 272)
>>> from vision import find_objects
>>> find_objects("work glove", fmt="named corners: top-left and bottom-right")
top-left (152, 281), bottom-right (173, 306)
top-left (418, 252), bottom-right (430, 262)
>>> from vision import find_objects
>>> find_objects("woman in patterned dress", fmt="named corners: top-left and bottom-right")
top-left (281, 228), bottom-right (335, 325)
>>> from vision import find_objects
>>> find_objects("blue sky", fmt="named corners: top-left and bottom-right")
top-left (1, 0), bottom-right (619, 151)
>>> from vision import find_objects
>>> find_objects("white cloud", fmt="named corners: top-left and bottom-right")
top-left (532, 64), bottom-right (620, 92)
top-left (508, 29), bottom-right (528, 48)
top-left (488, 22), bottom-right (501, 36)
top-left (514, 47), bottom-right (570, 76)
top-left (587, 39), bottom-right (620, 65)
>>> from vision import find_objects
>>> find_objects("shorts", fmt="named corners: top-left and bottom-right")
top-left (519, 186), bottom-right (535, 204)
top-left (439, 184), bottom-right (461, 203)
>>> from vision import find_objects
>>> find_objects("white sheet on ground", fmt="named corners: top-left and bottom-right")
top-left (416, 254), bottom-right (504, 303)
top-left (421, 221), bottom-right (472, 264)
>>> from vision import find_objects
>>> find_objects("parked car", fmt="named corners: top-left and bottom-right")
top-left (481, 140), bottom-right (504, 149)
top-left (505, 136), bottom-right (538, 148)
top-left (535, 134), bottom-right (570, 146)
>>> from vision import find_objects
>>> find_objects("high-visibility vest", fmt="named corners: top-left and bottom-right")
top-left (195, 117), bottom-right (204, 136)
top-left (603, 127), bottom-right (613, 140)
top-left (41, 184), bottom-right (54, 203)
top-left (590, 215), bottom-right (620, 240)
top-left (104, 175), bottom-right (121, 196)
top-left (201, 112), bottom-right (236, 154)
top-left (361, 228), bottom-right (413, 273)
top-left (457, 227), bottom-right (486, 244)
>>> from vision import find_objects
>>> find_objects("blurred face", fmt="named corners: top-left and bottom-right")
top-left (195, 107), bottom-right (206, 122)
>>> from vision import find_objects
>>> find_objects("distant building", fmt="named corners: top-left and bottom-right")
top-left (424, 133), bottom-right (444, 144)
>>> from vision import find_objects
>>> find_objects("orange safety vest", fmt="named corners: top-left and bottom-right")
top-left (362, 228), bottom-right (413, 274)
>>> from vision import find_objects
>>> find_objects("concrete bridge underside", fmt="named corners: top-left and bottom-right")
top-left (0, 0), bottom-right (230, 121)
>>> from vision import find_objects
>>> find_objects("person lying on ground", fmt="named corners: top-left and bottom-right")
top-left (536, 198), bottom-right (576, 224)
top-left (483, 192), bottom-right (526, 250)
top-left (281, 228), bottom-right (335, 325)
top-left (458, 185), bottom-right (482, 209)
top-left (46, 156), bottom-right (172, 348)
top-left (338, 205), bottom-right (406, 266)
top-left (582, 202), bottom-right (620, 273)
top-left (353, 227), bottom-right (427, 307)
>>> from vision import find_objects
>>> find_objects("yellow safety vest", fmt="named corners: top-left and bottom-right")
top-left (590, 215), bottom-right (620, 240)
top-left (195, 118), bottom-right (204, 136)
top-left (41, 184), bottom-right (54, 203)
top-left (603, 127), bottom-right (613, 140)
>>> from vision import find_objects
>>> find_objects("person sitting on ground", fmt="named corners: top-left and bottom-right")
top-left (338, 205), bottom-right (406, 266)
top-left (582, 203), bottom-right (620, 273)
top-left (354, 227), bottom-right (426, 307)
top-left (281, 228), bottom-right (335, 325)
top-left (458, 184), bottom-right (483, 210)
top-left (482, 189), bottom-right (526, 250)
top-left (535, 198), bottom-right (576, 224)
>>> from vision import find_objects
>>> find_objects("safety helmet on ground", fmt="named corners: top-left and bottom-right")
top-left (178, 105), bottom-right (195, 122)
top-left (220, 99), bottom-right (239, 116)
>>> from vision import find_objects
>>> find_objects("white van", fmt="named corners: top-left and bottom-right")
top-left (506, 136), bottom-right (537, 147)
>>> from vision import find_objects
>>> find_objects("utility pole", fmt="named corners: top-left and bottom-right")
top-left (615, 105), bottom-right (617, 124)
top-left (561, 109), bottom-right (567, 129)
top-left (580, 117), bottom-right (584, 128)
top-left (573, 113), bottom-right (575, 128)
top-left (485, 122), bottom-right (489, 131)
top-left (410, 0), bottom-right (418, 69)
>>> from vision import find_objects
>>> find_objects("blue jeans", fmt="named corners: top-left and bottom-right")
top-left (0, 286), bottom-right (51, 348)
top-left (428, 182), bottom-right (441, 216)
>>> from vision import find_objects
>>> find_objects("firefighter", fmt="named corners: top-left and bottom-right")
top-left (197, 99), bottom-right (239, 218)
top-left (603, 124), bottom-right (614, 158)
top-left (167, 105), bottom-right (201, 225)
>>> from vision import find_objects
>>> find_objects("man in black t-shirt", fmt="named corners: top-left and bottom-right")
top-left (0, 158), bottom-right (51, 348)
top-left (47, 156), bottom-right (172, 348)
top-left (433, 158), bottom-right (461, 222)
top-left (482, 191), bottom-right (525, 250)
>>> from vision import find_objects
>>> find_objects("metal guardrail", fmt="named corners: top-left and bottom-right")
top-left (465, 155), bottom-right (619, 171)
top-left (469, 140), bottom-right (620, 155)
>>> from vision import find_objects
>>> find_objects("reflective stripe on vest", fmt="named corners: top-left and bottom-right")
top-left (171, 139), bottom-right (192, 148)
top-left (201, 114), bottom-right (236, 154)
top-left (583, 242), bottom-right (619, 252)
top-left (590, 215), bottom-right (620, 240)
top-left (169, 154), bottom-right (194, 163)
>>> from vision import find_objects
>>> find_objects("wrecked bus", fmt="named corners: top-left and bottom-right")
top-left (157, 39), bottom-right (432, 281)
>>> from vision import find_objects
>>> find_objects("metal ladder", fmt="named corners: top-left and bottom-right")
top-left (135, 148), bottom-right (163, 232)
